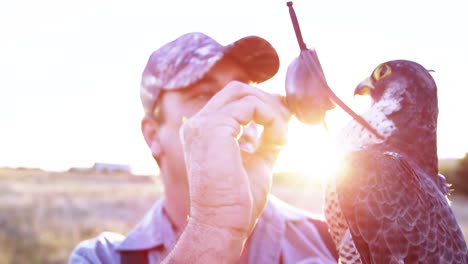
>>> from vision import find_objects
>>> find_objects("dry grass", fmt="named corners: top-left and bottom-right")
top-left (0, 168), bottom-right (467, 264)
top-left (0, 168), bottom-right (160, 264)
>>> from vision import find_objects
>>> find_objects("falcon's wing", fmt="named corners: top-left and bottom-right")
top-left (336, 147), bottom-right (467, 263)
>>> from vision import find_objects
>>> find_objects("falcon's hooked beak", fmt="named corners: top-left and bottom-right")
top-left (354, 77), bottom-right (375, 96)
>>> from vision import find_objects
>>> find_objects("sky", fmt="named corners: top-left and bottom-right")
top-left (1, 0), bottom-right (467, 175)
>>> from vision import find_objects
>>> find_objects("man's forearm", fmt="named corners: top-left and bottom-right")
top-left (162, 219), bottom-right (247, 263)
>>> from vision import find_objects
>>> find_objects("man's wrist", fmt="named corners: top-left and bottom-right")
top-left (162, 218), bottom-right (248, 263)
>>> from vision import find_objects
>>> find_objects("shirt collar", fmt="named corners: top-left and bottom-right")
top-left (115, 197), bottom-right (176, 251)
top-left (115, 195), bottom-right (289, 257)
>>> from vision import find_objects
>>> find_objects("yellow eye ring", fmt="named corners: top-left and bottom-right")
top-left (373, 63), bottom-right (392, 81)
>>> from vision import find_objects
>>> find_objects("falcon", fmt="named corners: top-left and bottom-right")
top-left (324, 60), bottom-right (468, 263)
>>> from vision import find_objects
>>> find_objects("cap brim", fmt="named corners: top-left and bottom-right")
top-left (224, 36), bottom-right (280, 84)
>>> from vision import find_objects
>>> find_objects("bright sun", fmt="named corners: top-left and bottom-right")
top-left (274, 96), bottom-right (372, 183)
top-left (274, 117), bottom-right (344, 182)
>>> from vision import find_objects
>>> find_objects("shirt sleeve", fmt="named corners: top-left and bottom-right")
top-left (68, 232), bottom-right (124, 264)
top-left (281, 218), bottom-right (338, 264)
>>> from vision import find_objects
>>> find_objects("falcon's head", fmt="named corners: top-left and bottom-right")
top-left (350, 60), bottom-right (439, 175)
top-left (354, 60), bottom-right (437, 108)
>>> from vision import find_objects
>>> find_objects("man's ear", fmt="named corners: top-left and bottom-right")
top-left (141, 116), bottom-right (163, 158)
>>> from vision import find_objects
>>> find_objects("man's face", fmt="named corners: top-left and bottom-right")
top-left (154, 57), bottom-right (250, 184)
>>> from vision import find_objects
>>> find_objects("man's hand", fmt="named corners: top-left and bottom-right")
top-left (177, 81), bottom-right (290, 259)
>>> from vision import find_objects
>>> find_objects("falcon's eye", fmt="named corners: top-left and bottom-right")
top-left (373, 64), bottom-right (392, 81)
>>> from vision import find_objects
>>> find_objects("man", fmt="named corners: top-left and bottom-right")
top-left (70, 32), bottom-right (338, 263)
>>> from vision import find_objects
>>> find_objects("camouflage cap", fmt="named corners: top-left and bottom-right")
top-left (140, 32), bottom-right (280, 114)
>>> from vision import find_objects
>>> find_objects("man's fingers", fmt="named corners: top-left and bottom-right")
top-left (202, 81), bottom-right (259, 110)
top-left (186, 80), bottom-right (291, 157)
top-left (204, 81), bottom-right (290, 120)
top-left (221, 95), bottom-right (289, 147)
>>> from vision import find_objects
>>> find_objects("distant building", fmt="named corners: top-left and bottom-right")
top-left (91, 163), bottom-right (131, 173)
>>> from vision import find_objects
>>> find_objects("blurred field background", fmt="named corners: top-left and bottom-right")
top-left (0, 166), bottom-right (467, 264)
